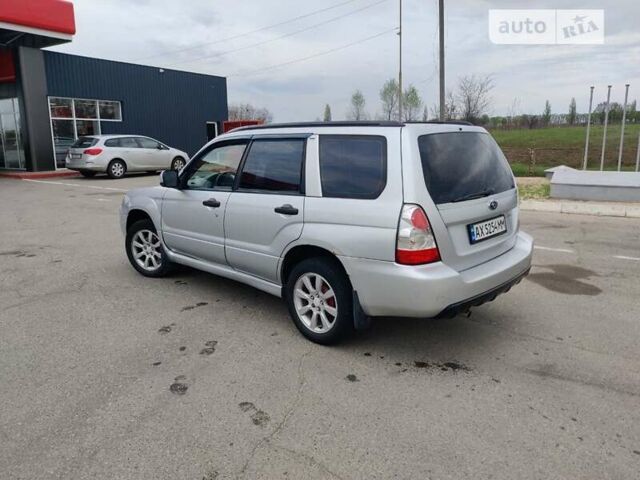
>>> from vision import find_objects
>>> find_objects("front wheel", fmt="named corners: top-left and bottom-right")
top-left (284, 257), bottom-right (353, 345)
top-left (125, 219), bottom-right (174, 277)
top-left (171, 157), bottom-right (186, 171)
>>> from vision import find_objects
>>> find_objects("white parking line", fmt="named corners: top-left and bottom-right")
top-left (23, 179), bottom-right (126, 192)
top-left (534, 245), bottom-right (576, 254)
top-left (613, 255), bottom-right (640, 261)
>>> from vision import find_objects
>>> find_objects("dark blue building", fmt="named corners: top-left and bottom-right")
top-left (1, 43), bottom-right (227, 171)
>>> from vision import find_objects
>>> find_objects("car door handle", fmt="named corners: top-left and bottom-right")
top-left (202, 198), bottom-right (221, 208)
top-left (274, 204), bottom-right (298, 215)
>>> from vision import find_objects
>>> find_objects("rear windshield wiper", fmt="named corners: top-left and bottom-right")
top-left (451, 189), bottom-right (495, 203)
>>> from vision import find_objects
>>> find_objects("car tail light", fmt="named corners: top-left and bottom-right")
top-left (396, 204), bottom-right (440, 265)
top-left (84, 148), bottom-right (103, 156)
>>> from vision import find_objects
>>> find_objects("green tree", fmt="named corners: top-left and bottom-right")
top-left (568, 97), bottom-right (577, 125)
top-left (323, 104), bottom-right (332, 122)
top-left (380, 79), bottom-right (399, 120)
top-left (542, 100), bottom-right (551, 126)
top-left (349, 90), bottom-right (367, 120)
top-left (402, 85), bottom-right (423, 121)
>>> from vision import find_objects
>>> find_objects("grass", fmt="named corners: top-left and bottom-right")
top-left (518, 183), bottom-right (550, 200)
top-left (491, 124), bottom-right (640, 171)
top-left (510, 162), bottom-right (547, 177)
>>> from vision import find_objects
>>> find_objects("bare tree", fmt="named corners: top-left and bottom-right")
top-left (402, 85), bottom-right (423, 121)
top-left (380, 79), bottom-right (399, 121)
top-left (228, 103), bottom-right (273, 123)
top-left (456, 75), bottom-right (493, 123)
top-left (348, 90), bottom-right (367, 120)
top-left (323, 104), bottom-right (332, 122)
top-left (430, 90), bottom-right (457, 120)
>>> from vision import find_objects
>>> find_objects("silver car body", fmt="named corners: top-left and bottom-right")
top-left (66, 135), bottom-right (188, 173)
top-left (120, 123), bottom-right (533, 318)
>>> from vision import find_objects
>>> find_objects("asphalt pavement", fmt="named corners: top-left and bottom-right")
top-left (1, 174), bottom-right (639, 480)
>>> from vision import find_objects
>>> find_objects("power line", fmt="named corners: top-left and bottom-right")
top-left (132, 0), bottom-right (361, 63)
top-left (167, 0), bottom-right (390, 67)
top-left (229, 28), bottom-right (397, 78)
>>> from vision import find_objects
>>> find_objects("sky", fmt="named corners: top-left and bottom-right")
top-left (50, 0), bottom-right (640, 122)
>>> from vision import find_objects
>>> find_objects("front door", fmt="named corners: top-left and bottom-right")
top-left (136, 136), bottom-right (171, 169)
top-left (224, 137), bottom-right (307, 283)
top-left (161, 139), bottom-right (249, 265)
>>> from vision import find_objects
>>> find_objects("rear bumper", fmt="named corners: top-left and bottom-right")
top-left (339, 231), bottom-right (533, 317)
top-left (66, 156), bottom-right (107, 171)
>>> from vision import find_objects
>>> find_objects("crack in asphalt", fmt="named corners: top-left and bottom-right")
top-left (236, 348), bottom-right (315, 479)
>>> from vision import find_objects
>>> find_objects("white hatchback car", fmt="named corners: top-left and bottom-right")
top-left (65, 135), bottom-right (188, 178)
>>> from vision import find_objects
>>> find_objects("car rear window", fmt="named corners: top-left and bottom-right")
top-left (418, 132), bottom-right (514, 205)
top-left (71, 137), bottom-right (98, 148)
top-left (319, 135), bottom-right (387, 199)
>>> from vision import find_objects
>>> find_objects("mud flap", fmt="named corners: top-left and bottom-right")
top-left (353, 291), bottom-right (371, 330)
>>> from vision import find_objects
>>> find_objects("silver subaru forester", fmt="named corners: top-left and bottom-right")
top-left (120, 121), bottom-right (533, 344)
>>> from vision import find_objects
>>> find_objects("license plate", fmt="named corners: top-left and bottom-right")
top-left (468, 215), bottom-right (507, 244)
top-left (71, 153), bottom-right (82, 159)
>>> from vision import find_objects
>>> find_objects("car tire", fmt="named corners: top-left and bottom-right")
top-left (284, 257), bottom-right (354, 345)
top-left (171, 156), bottom-right (186, 171)
top-left (125, 219), bottom-right (174, 277)
top-left (107, 159), bottom-right (126, 179)
top-left (79, 170), bottom-right (97, 178)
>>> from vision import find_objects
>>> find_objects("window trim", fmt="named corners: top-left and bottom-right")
top-left (179, 138), bottom-right (250, 192)
top-left (234, 136), bottom-right (307, 196)
top-left (318, 134), bottom-right (388, 200)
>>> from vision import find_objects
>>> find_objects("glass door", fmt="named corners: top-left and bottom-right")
top-left (0, 98), bottom-right (25, 170)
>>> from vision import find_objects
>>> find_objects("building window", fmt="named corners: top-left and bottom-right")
top-left (48, 97), bottom-right (122, 168)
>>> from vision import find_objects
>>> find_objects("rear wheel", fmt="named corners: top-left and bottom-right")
top-left (107, 159), bottom-right (126, 179)
top-left (171, 156), bottom-right (186, 171)
top-left (284, 257), bottom-right (353, 345)
top-left (79, 170), bottom-right (97, 178)
top-left (125, 219), bottom-right (174, 277)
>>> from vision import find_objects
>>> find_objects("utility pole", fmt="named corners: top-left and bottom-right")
top-left (398, 0), bottom-right (403, 122)
top-left (438, 0), bottom-right (445, 121)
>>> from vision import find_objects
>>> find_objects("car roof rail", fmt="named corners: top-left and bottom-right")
top-left (230, 120), bottom-right (405, 132)
top-left (404, 120), bottom-right (475, 126)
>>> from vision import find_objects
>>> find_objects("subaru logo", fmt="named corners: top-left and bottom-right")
top-left (489, 200), bottom-right (498, 210)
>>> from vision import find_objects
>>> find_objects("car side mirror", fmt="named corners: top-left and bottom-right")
top-left (160, 170), bottom-right (179, 188)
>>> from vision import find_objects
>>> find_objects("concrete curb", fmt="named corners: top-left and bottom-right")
top-left (521, 199), bottom-right (640, 218)
top-left (0, 169), bottom-right (80, 180)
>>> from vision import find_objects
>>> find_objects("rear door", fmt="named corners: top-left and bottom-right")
top-left (116, 137), bottom-right (145, 170)
top-left (224, 136), bottom-right (307, 283)
top-left (408, 129), bottom-right (517, 272)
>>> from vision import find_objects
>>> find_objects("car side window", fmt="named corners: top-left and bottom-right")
top-left (184, 141), bottom-right (248, 191)
top-left (319, 135), bottom-right (387, 199)
top-left (137, 137), bottom-right (160, 149)
top-left (238, 138), bottom-right (305, 193)
top-left (119, 137), bottom-right (139, 148)
top-left (104, 138), bottom-right (119, 147)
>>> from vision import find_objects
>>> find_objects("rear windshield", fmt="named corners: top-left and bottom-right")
top-left (72, 137), bottom-right (98, 148)
top-left (418, 132), bottom-right (514, 204)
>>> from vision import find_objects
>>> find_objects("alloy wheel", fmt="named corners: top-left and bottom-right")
top-left (131, 229), bottom-right (162, 272)
top-left (293, 273), bottom-right (338, 333)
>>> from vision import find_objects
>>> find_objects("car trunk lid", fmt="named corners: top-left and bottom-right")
top-left (416, 130), bottom-right (518, 272)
